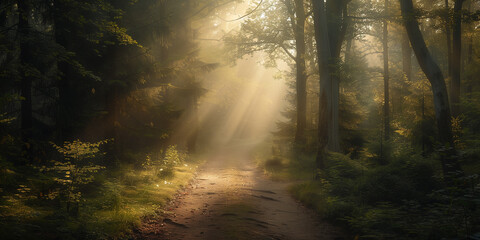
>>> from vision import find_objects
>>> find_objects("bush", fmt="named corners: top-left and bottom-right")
top-left (323, 152), bottom-right (365, 179)
top-left (45, 139), bottom-right (109, 215)
top-left (142, 145), bottom-right (185, 179)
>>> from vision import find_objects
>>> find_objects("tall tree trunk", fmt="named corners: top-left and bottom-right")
top-left (401, 30), bottom-right (412, 115)
top-left (450, 0), bottom-right (465, 117)
top-left (312, 0), bottom-right (332, 170)
top-left (445, 0), bottom-right (453, 78)
top-left (383, 0), bottom-right (390, 141)
top-left (18, 0), bottom-right (33, 147)
top-left (293, 0), bottom-right (307, 146)
top-left (54, 0), bottom-right (73, 141)
top-left (402, 31), bottom-right (412, 83)
top-left (465, 0), bottom-right (473, 99)
top-left (400, 0), bottom-right (461, 175)
top-left (312, 0), bottom-right (350, 166)
top-left (324, 0), bottom-right (350, 152)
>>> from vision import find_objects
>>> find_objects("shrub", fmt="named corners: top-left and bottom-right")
top-left (143, 145), bottom-right (185, 179)
top-left (44, 139), bottom-right (109, 215)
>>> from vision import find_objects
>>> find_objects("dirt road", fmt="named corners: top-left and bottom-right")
top-left (137, 154), bottom-right (343, 240)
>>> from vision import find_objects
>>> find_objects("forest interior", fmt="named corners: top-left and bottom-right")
top-left (1, 0), bottom-right (480, 239)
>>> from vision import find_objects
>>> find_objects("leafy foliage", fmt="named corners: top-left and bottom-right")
top-left (43, 139), bottom-right (109, 214)
top-left (143, 145), bottom-right (187, 179)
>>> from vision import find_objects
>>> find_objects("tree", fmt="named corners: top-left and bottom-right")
top-left (402, 30), bottom-right (412, 84)
top-left (444, 0), bottom-right (453, 79)
top-left (312, 0), bottom-right (331, 169)
top-left (312, 0), bottom-right (351, 167)
top-left (399, 0), bottom-right (460, 174)
top-left (383, 0), bottom-right (390, 141)
top-left (17, 0), bottom-right (34, 158)
top-left (450, 0), bottom-right (465, 117)
top-left (287, 0), bottom-right (308, 145)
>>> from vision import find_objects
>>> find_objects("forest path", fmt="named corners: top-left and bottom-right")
top-left (137, 151), bottom-right (343, 240)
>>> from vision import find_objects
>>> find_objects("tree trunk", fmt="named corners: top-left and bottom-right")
top-left (400, 0), bottom-right (460, 175)
top-left (293, 0), bottom-right (307, 146)
top-left (18, 0), bottom-right (33, 146)
top-left (464, 0), bottom-right (473, 100)
top-left (54, 0), bottom-right (74, 141)
top-left (450, 0), bottom-right (465, 117)
top-left (401, 30), bottom-right (412, 115)
top-left (312, 0), bottom-right (332, 170)
top-left (445, 0), bottom-right (453, 79)
top-left (402, 31), bottom-right (412, 83)
top-left (324, 0), bottom-right (350, 152)
top-left (383, 0), bottom-right (390, 141)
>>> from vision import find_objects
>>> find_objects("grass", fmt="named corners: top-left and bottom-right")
top-left (85, 164), bottom-right (197, 238)
top-left (0, 158), bottom-right (201, 239)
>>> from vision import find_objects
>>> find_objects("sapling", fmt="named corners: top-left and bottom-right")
top-left (45, 139), bottom-right (109, 215)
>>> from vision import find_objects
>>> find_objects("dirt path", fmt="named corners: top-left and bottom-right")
top-left (137, 154), bottom-right (343, 240)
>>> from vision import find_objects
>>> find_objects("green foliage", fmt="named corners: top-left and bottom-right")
top-left (363, 139), bottom-right (393, 165)
top-left (345, 203), bottom-right (406, 239)
top-left (143, 145), bottom-right (186, 179)
top-left (0, 150), bottom-right (199, 239)
top-left (43, 139), bottom-right (109, 214)
top-left (462, 92), bottom-right (480, 136)
top-left (100, 180), bottom-right (123, 213)
top-left (289, 181), bottom-right (357, 222)
top-left (284, 147), bottom-right (480, 239)
top-left (322, 152), bottom-right (365, 179)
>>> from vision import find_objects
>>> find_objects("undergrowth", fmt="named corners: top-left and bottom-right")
top-left (261, 146), bottom-right (480, 239)
top-left (0, 142), bottom-right (200, 239)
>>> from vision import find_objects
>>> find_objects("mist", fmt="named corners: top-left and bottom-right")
top-left (1, 0), bottom-right (479, 239)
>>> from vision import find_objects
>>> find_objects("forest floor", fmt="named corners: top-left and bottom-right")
top-left (135, 151), bottom-right (344, 240)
